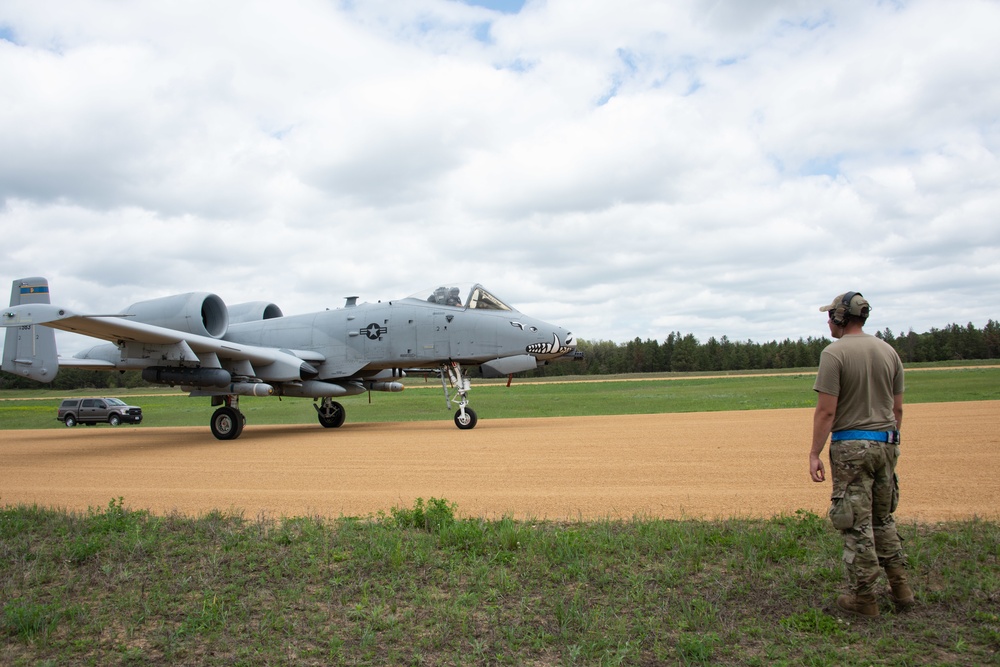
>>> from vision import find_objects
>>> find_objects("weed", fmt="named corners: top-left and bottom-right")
top-left (388, 497), bottom-right (457, 533)
top-left (676, 631), bottom-right (720, 663)
top-left (2, 601), bottom-right (57, 639)
top-left (780, 608), bottom-right (844, 635)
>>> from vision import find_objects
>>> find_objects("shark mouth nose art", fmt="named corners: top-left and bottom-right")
top-left (526, 333), bottom-right (574, 355)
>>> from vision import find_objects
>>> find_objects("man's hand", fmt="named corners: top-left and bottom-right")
top-left (810, 453), bottom-right (826, 483)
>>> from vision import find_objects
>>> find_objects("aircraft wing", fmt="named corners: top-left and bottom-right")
top-left (6, 305), bottom-right (204, 345)
top-left (2, 303), bottom-right (325, 379)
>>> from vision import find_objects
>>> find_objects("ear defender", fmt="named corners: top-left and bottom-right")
top-left (832, 291), bottom-right (863, 327)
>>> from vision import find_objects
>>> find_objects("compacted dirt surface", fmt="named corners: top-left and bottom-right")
top-left (2, 401), bottom-right (997, 523)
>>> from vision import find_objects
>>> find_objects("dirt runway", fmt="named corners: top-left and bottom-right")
top-left (2, 401), bottom-right (997, 523)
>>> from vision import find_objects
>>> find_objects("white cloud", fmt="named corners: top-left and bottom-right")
top-left (1, 0), bottom-right (999, 357)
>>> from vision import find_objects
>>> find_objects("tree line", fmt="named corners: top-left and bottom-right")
top-left (545, 319), bottom-right (1000, 377)
top-left (2, 320), bottom-right (998, 390)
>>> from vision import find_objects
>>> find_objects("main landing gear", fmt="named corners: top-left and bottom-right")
top-left (207, 366), bottom-right (473, 438)
top-left (208, 394), bottom-right (346, 440)
top-left (210, 395), bottom-right (245, 440)
top-left (442, 361), bottom-right (478, 430)
top-left (314, 397), bottom-right (346, 428)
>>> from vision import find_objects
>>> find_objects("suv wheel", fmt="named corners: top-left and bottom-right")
top-left (108, 414), bottom-right (121, 426)
top-left (64, 415), bottom-right (77, 428)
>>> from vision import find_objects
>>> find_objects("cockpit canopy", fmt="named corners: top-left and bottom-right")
top-left (411, 284), bottom-right (514, 311)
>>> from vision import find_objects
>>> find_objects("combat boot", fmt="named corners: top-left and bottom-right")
top-left (885, 565), bottom-right (915, 610)
top-left (836, 592), bottom-right (879, 617)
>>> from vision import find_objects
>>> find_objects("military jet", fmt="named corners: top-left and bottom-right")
top-left (2, 277), bottom-right (578, 439)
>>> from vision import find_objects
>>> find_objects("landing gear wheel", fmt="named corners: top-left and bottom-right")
top-left (454, 407), bottom-right (478, 430)
top-left (211, 407), bottom-right (244, 440)
top-left (316, 400), bottom-right (346, 428)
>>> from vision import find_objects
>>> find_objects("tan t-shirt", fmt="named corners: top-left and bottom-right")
top-left (813, 333), bottom-right (904, 432)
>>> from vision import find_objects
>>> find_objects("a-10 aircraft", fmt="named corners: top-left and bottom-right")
top-left (2, 277), bottom-right (578, 439)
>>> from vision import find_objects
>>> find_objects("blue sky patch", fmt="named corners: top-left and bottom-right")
top-left (494, 57), bottom-right (534, 73)
top-left (800, 156), bottom-right (843, 178)
top-left (461, 0), bottom-right (526, 14)
top-left (473, 21), bottom-right (492, 43)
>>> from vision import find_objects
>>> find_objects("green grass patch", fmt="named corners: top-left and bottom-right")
top-left (2, 365), bottom-right (999, 429)
top-left (1, 500), bottom-right (997, 666)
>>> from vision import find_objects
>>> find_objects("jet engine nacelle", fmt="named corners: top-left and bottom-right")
top-left (123, 293), bottom-right (229, 339)
top-left (253, 352), bottom-right (319, 383)
top-left (227, 301), bottom-right (283, 324)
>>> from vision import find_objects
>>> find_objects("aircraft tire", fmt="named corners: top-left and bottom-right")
top-left (454, 407), bottom-right (478, 430)
top-left (318, 401), bottom-right (346, 428)
top-left (211, 407), bottom-right (244, 440)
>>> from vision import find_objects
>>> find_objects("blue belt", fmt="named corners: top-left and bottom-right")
top-left (831, 430), bottom-right (900, 444)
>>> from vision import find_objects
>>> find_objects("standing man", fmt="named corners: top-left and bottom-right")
top-left (810, 291), bottom-right (915, 617)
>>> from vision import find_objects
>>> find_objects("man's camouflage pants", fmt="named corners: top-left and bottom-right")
top-left (828, 439), bottom-right (907, 597)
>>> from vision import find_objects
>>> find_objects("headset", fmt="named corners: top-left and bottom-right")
top-left (831, 291), bottom-right (868, 327)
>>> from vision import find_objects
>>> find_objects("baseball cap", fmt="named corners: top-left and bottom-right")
top-left (819, 292), bottom-right (871, 316)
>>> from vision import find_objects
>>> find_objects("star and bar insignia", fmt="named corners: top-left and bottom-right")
top-left (362, 322), bottom-right (388, 340)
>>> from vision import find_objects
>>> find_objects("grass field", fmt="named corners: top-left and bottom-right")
top-left (2, 500), bottom-right (998, 666)
top-left (3, 366), bottom-right (999, 665)
top-left (3, 364), bottom-right (999, 430)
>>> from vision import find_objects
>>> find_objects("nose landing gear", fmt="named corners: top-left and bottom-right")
top-left (442, 361), bottom-right (478, 430)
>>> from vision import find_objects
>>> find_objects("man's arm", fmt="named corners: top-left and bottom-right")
top-left (893, 393), bottom-right (903, 432)
top-left (810, 392), bottom-right (838, 482)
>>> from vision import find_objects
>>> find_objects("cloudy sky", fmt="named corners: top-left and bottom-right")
top-left (2, 0), bottom-right (998, 355)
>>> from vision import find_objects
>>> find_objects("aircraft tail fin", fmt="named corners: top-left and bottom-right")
top-left (2, 277), bottom-right (60, 383)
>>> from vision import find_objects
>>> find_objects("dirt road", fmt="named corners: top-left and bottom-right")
top-left (2, 401), bottom-right (997, 522)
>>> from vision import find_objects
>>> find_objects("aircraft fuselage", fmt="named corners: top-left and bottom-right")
top-left (224, 296), bottom-right (570, 375)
